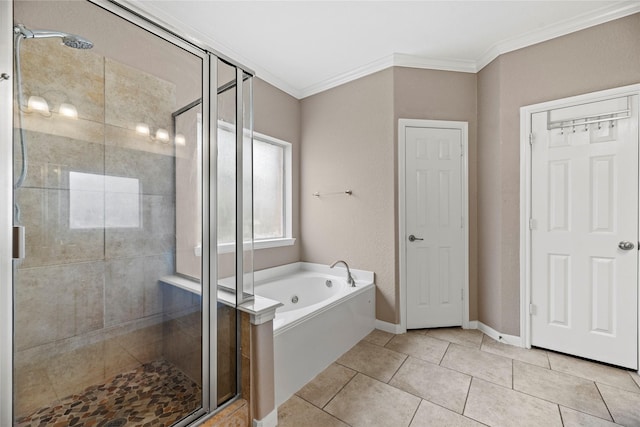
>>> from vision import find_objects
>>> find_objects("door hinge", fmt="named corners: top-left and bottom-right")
top-left (529, 303), bottom-right (536, 315)
top-left (529, 133), bottom-right (534, 145)
top-left (529, 218), bottom-right (536, 230)
top-left (461, 289), bottom-right (464, 301)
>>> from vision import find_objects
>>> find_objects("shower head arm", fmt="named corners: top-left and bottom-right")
top-left (15, 24), bottom-right (66, 39)
top-left (27, 31), bottom-right (71, 40)
top-left (14, 24), bottom-right (93, 49)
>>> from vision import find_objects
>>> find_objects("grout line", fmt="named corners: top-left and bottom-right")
top-left (558, 404), bottom-right (565, 426)
top-left (321, 371), bottom-right (359, 411)
top-left (595, 382), bottom-right (616, 423)
top-left (294, 393), bottom-right (322, 410)
top-left (508, 376), bottom-right (614, 423)
top-left (382, 336), bottom-right (394, 349)
top-left (295, 393), bottom-right (353, 427)
top-left (461, 376), bottom-right (473, 415)
top-left (438, 342), bottom-right (451, 365)
top-left (626, 371), bottom-right (640, 392)
top-left (461, 378), bottom-right (491, 427)
top-left (388, 354), bottom-right (409, 384)
top-left (406, 398), bottom-right (422, 427)
top-left (354, 370), bottom-right (425, 401)
top-left (543, 349), bottom-right (551, 370)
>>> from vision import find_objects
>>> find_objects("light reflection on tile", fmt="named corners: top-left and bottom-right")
top-left (390, 356), bottom-right (471, 414)
top-left (297, 363), bottom-right (357, 409)
top-left (598, 383), bottom-right (640, 426)
top-left (465, 378), bottom-right (562, 427)
top-left (441, 343), bottom-right (512, 388)
top-left (324, 373), bottom-right (420, 427)
top-left (513, 360), bottom-right (611, 420)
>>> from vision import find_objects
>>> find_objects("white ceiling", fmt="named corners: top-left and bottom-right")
top-left (131, 1), bottom-right (640, 99)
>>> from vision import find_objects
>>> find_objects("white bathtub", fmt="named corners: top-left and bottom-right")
top-left (254, 262), bottom-right (375, 406)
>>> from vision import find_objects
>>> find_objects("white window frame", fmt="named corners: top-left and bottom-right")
top-left (217, 122), bottom-right (294, 253)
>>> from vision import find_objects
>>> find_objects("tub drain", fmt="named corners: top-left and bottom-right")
top-left (291, 295), bottom-right (299, 304)
top-left (105, 418), bottom-right (127, 427)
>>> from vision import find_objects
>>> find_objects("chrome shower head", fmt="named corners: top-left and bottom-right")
top-left (61, 35), bottom-right (93, 50)
top-left (14, 24), bottom-right (93, 49)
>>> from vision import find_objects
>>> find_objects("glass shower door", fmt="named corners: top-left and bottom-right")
top-left (11, 1), bottom-right (209, 425)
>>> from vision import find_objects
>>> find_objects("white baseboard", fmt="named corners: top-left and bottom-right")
top-left (379, 317), bottom-right (522, 347)
top-left (475, 321), bottom-right (523, 347)
top-left (466, 320), bottom-right (478, 330)
top-left (253, 408), bottom-right (277, 427)
top-left (375, 319), bottom-right (406, 334)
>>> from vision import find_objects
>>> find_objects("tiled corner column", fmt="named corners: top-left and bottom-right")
top-left (238, 296), bottom-right (281, 427)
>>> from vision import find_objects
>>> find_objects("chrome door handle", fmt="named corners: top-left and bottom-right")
top-left (618, 241), bottom-right (635, 250)
top-left (408, 234), bottom-right (424, 242)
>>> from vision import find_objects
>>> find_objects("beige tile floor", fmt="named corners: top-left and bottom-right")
top-left (278, 328), bottom-right (640, 427)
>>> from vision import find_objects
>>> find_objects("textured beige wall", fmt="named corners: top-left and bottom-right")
top-left (300, 69), bottom-right (396, 323)
top-left (477, 57), bottom-right (503, 331)
top-left (477, 13), bottom-right (640, 335)
top-left (217, 78), bottom-right (302, 279)
top-left (300, 67), bottom-right (476, 324)
top-left (253, 78), bottom-right (302, 270)
top-left (393, 67), bottom-right (478, 321)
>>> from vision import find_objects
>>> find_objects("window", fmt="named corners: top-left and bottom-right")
top-left (217, 123), bottom-right (293, 250)
top-left (69, 172), bottom-right (140, 229)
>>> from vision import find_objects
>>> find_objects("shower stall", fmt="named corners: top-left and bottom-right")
top-left (0, 0), bottom-right (255, 426)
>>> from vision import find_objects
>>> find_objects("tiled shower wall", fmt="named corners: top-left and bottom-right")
top-left (12, 37), bottom-right (197, 416)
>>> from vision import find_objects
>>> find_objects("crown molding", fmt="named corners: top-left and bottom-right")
top-left (298, 53), bottom-right (476, 99)
top-left (122, 0), bottom-right (640, 100)
top-left (294, 2), bottom-right (640, 99)
top-left (298, 55), bottom-right (395, 99)
top-left (476, 1), bottom-right (640, 71)
top-left (393, 53), bottom-right (477, 74)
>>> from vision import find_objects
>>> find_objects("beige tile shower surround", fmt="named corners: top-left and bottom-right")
top-left (279, 328), bottom-right (640, 427)
top-left (12, 37), bottom-right (204, 417)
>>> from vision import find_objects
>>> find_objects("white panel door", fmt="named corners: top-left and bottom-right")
top-left (531, 95), bottom-right (639, 369)
top-left (406, 126), bottom-right (463, 329)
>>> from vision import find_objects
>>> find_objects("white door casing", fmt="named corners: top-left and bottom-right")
top-left (401, 120), bottom-right (468, 330)
top-left (528, 94), bottom-right (639, 369)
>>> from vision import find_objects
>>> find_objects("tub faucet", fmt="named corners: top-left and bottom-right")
top-left (330, 260), bottom-right (356, 287)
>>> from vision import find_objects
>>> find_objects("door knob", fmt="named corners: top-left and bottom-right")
top-left (618, 241), bottom-right (635, 250)
top-left (408, 234), bottom-right (424, 242)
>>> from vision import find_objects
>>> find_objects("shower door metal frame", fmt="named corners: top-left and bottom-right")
top-left (0, 0), bottom-right (14, 425)
top-left (2, 0), bottom-right (216, 425)
top-left (71, 1), bottom-right (217, 424)
top-left (93, 1), bottom-right (219, 416)
top-left (1, 0), bottom-right (256, 423)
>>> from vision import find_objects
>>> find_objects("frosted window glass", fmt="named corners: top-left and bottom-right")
top-left (69, 172), bottom-right (140, 229)
top-left (104, 176), bottom-right (140, 228)
top-left (217, 128), bottom-right (236, 244)
top-left (69, 172), bottom-right (104, 228)
top-left (217, 128), bottom-right (286, 244)
top-left (253, 141), bottom-right (284, 239)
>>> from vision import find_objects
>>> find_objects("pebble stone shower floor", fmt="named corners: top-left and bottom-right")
top-left (15, 360), bottom-right (201, 427)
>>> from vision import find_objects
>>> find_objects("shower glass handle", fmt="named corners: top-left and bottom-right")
top-left (12, 226), bottom-right (25, 259)
top-left (408, 234), bottom-right (424, 242)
